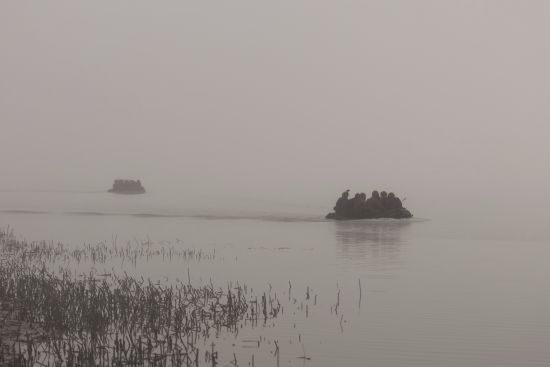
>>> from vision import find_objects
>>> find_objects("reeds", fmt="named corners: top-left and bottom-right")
top-left (0, 230), bottom-right (281, 367)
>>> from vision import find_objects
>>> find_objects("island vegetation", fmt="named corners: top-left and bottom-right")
top-left (108, 179), bottom-right (146, 194)
top-left (326, 190), bottom-right (412, 220)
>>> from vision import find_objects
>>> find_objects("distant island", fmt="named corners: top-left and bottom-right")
top-left (108, 179), bottom-right (146, 194)
top-left (326, 190), bottom-right (412, 220)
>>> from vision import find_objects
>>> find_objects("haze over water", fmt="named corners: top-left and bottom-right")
top-left (2, 1), bottom-right (550, 366)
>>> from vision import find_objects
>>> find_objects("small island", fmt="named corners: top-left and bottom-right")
top-left (326, 189), bottom-right (412, 220)
top-left (108, 179), bottom-right (146, 194)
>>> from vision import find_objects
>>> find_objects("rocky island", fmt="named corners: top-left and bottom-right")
top-left (326, 190), bottom-right (412, 220)
top-left (108, 179), bottom-right (146, 194)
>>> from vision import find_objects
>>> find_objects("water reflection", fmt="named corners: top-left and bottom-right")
top-left (333, 219), bottom-right (413, 260)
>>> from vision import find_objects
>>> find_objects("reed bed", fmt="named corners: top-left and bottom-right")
top-left (0, 230), bottom-right (283, 367)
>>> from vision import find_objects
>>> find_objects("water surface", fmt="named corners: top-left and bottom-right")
top-left (1, 191), bottom-right (549, 366)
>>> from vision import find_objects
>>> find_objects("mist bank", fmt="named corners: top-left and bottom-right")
top-left (1, 0), bottom-right (549, 221)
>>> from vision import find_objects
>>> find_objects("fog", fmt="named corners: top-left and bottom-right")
top-left (2, 1), bottom-right (550, 217)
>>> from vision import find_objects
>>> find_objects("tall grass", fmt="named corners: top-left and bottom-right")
top-left (0, 230), bottom-right (282, 367)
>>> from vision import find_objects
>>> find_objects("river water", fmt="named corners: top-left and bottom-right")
top-left (1, 191), bottom-right (549, 366)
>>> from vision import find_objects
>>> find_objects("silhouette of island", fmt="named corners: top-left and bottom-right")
top-left (326, 189), bottom-right (412, 220)
top-left (108, 179), bottom-right (146, 194)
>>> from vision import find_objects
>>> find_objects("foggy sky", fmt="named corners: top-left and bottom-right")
top-left (2, 1), bottom-right (550, 215)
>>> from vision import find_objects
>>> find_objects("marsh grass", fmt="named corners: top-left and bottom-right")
top-left (0, 230), bottom-right (283, 367)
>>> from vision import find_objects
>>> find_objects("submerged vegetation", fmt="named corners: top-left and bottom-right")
top-left (0, 230), bottom-right (286, 366)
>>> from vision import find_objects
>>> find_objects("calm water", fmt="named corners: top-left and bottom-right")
top-left (1, 191), bottom-right (549, 366)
